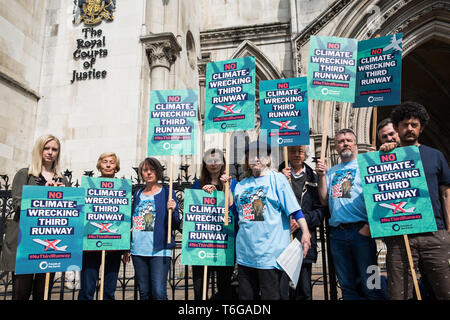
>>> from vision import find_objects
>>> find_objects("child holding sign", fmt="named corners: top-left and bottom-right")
top-left (0, 134), bottom-right (69, 300)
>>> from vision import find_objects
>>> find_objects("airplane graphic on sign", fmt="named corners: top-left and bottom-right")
top-left (33, 239), bottom-right (68, 252)
top-left (379, 201), bottom-right (415, 214)
top-left (215, 104), bottom-right (241, 114)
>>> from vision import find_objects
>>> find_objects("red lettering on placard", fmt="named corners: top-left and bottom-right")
top-left (380, 153), bottom-right (397, 162)
top-left (328, 42), bottom-right (340, 49)
top-left (224, 63), bottom-right (237, 70)
top-left (48, 191), bottom-right (63, 199)
top-left (101, 181), bottom-right (114, 188)
top-left (168, 96), bottom-right (181, 102)
top-left (277, 82), bottom-right (289, 89)
top-left (371, 48), bottom-right (383, 55)
top-left (203, 197), bottom-right (217, 205)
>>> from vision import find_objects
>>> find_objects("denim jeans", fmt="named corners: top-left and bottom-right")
top-left (131, 255), bottom-right (171, 300)
top-left (330, 226), bottom-right (386, 300)
top-left (78, 251), bottom-right (122, 300)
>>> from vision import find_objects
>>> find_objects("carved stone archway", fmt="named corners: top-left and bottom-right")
top-left (294, 0), bottom-right (450, 161)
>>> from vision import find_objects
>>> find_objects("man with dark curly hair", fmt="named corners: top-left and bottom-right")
top-left (385, 101), bottom-right (450, 300)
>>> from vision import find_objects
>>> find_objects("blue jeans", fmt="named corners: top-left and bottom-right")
top-left (330, 226), bottom-right (386, 300)
top-left (78, 251), bottom-right (122, 300)
top-left (131, 255), bottom-right (171, 300)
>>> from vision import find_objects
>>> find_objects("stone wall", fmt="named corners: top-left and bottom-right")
top-left (33, 1), bottom-right (145, 180)
top-left (0, 0), bottom-right (47, 175)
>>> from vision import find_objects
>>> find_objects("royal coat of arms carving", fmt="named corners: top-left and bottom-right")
top-left (73, 0), bottom-right (116, 25)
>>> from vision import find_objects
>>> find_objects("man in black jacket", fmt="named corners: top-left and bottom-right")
top-left (279, 145), bottom-right (328, 300)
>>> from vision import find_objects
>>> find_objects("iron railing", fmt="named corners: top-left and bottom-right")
top-left (0, 164), bottom-right (337, 300)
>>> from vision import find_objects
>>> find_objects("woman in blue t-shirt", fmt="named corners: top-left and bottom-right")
top-left (191, 148), bottom-right (238, 300)
top-left (124, 157), bottom-right (180, 300)
top-left (233, 141), bottom-right (311, 300)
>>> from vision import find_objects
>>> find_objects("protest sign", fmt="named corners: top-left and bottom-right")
top-left (204, 56), bottom-right (255, 133)
top-left (259, 77), bottom-right (309, 147)
top-left (81, 176), bottom-right (132, 250)
top-left (357, 146), bottom-right (436, 238)
top-left (307, 35), bottom-right (358, 103)
top-left (15, 186), bottom-right (85, 275)
top-left (147, 89), bottom-right (199, 156)
top-left (181, 189), bottom-right (235, 267)
top-left (354, 33), bottom-right (402, 108)
top-left (307, 35), bottom-right (358, 161)
top-left (148, 89), bottom-right (199, 242)
top-left (204, 56), bottom-right (255, 225)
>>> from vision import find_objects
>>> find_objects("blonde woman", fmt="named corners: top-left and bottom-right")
top-left (0, 134), bottom-right (69, 300)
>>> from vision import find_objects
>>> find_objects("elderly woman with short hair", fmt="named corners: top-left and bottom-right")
top-left (78, 152), bottom-right (124, 300)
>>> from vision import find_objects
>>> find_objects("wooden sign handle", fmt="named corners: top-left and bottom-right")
top-left (372, 106), bottom-right (378, 148)
top-left (371, 34), bottom-right (381, 148)
top-left (284, 146), bottom-right (294, 242)
top-left (44, 272), bottom-right (50, 300)
top-left (320, 101), bottom-right (331, 162)
top-left (224, 132), bottom-right (231, 226)
top-left (283, 146), bottom-right (289, 171)
top-left (202, 265), bottom-right (208, 300)
top-left (403, 234), bottom-right (422, 300)
top-left (99, 250), bottom-right (106, 300)
top-left (167, 156), bottom-right (174, 244)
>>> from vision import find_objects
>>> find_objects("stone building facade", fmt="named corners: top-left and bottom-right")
top-left (1, 0), bottom-right (449, 181)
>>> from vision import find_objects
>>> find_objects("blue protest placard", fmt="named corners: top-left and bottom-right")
top-left (181, 189), bottom-right (235, 266)
top-left (307, 35), bottom-right (358, 102)
top-left (15, 186), bottom-right (85, 275)
top-left (204, 56), bottom-right (256, 133)
top-left (148, 90), bottom-right (199, 156)
top-left (357, 146), bottom-right (437, 238)
top-left (82, 177), bottom-right (132, 251)
top-left (259, 77), bottom-right (309, 147)
top-left (354, 33), bottom-right (402, 107)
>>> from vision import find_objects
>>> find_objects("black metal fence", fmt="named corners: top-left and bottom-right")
top-left (0, 164), bottom-right (338, 300)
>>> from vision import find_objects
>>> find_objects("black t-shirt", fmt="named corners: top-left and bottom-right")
top-left (419, 145), bottom-right (450, 229)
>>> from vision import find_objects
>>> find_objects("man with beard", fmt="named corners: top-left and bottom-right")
top-left (384, 101), bottom-right (450, 300)
top-left (315, 129), bottom-right (385, 300)
top-left (376, 117), bottom-right (435, 299)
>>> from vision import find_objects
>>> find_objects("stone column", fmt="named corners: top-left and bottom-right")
top-left (140, 32), bottom-right (182, 177)
top-left (140, 32), bottom-right (182, 90)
